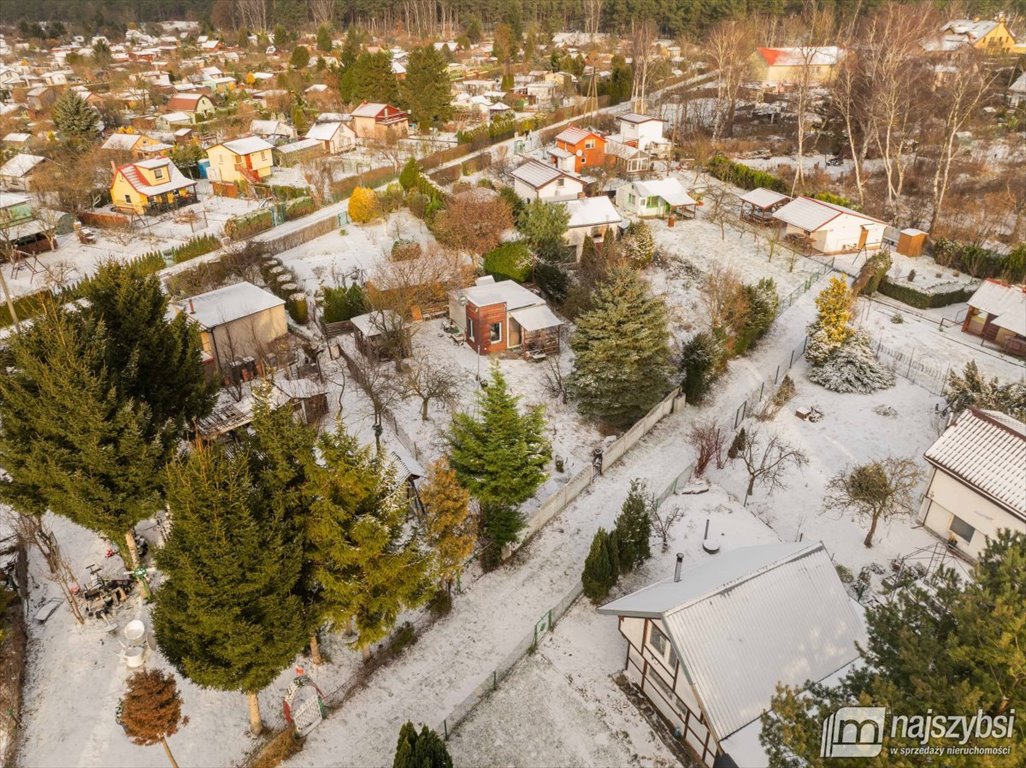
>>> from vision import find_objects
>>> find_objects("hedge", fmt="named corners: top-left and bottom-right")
top-left (813, 191), bottom-right (860, 211)
top-left (172, 234), bottom-right (221, 263)
top-left (284, 197), bottom-right (317, 220)
top-left (705, 154), bottom-right (789, 194)
top-left (877, 279), bottom-right (974, 309)
top-left (932, 238), bottom-right (1026, 282)
top-left (483, 242), bottom-right (533, 283)
top-left (225, 209), bottom-right (274, 240)
top-left (322, 283), bottom-right (368, 323)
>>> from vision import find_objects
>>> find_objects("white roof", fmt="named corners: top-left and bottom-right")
top-left (1011, 72), bottom-right (1026, 95)
top-left (460, 279), bottom-right (546, 312)
top-left (102, 133), bottom-right (143, 150)
top-left (249, 119), bottom-right (293, 136)
top-left (512, 159), bottom-right (581, 190)
top-left (351, 102), bottom-right (388, 118)
top-left (305, 121), bottom-right (348, 141)
top-left (180, 282), bottom-right (284, 329)
top-left (3, 132), bottom-right (30, 143)
top-left (941, 19), bottom-right (1000, 40)
top-left (564, 196), bottom-right (622, 229)
top-left (967, 280), bottom-right (1026, 337)
top-left (619, 112), bottom-right (661, 124)
top-left (0, 153), bottom-right (45, 178)
top-left (772, 196), bottom-right (882, 232)
top-left (925, 408), bottom-right (1026, 519)
top-left (218, 136), bottom-right (274, 155)
top-left (0, 191), bottom-right (30, 208)
top-left (350, 309), bottom-right (400, 338)
top-left (633, 178), bottom-right (696, 207)
top-left (509, 304), bottom-right (563, 331)
top-left (739, 187), bottom-right (790, 209)
top-left (599, 543), bottom-right (865, 740)
top-left (555, 126), bottom-right (599, 145)
top-left (276, 138), bottom-right (321, 154)
top-left (274, 377), bottom-right (326, 401)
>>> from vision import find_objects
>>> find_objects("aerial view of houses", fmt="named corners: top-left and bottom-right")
top-left (0, 3), bottom-right (1023, 768)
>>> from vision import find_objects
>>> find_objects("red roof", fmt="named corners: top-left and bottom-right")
top-left (166, 93), bottom-right (208, 111)
top-left (757, 48), bottom-right (783, 66)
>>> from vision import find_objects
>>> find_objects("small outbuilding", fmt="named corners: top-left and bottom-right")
top-left (449, 276), bottom-right (563, 358)
top-left (737, 187), bottom-right (790, 224)
top-left (961, 279), bottom-right (1026, 357)
top-left (350, 309), bottom-right (411, 361)
top-left (772, 196), bottom-right (886, 255)
top-left (616, 178), bottom-right (698, 219)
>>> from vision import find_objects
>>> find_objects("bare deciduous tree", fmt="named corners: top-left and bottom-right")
top-left (650, 502), bottom-right (685, 553)
top-left (705, 19), bottom-right (758, 140)
top-left (14, 514), bottom-right (84, 623)
top-left (688, 419), bottom-right (728, 477)
top-left (309, 0), bottom-right (335, 27)
top-left (734, 427), bottom-right (809, 497)
top-left (824, 457), bottom-right (922, 547)
top-left (432, 189), bottom-right (513, 257)
top-left (400, 351), bottom-right (461, 420)
top-left (700, 265), bottom-right (749, 332)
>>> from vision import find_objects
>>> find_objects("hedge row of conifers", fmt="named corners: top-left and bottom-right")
top-left (877, 280), bottom-right (975, 309)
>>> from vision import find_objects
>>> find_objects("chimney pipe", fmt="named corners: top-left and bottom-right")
top-left (673, 553), bottom-right (684, 583)
top-left (188, 298), bottom-right (195, 314)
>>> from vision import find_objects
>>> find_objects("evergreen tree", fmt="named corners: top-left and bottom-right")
top-left (290, 45), bottom-right (310, 69)
top-left (614, 480), bottom-right (652, 571)
top-left (619, 220), bottom-right (655, 267)
top-left (398, 158), bottom-right (421, 191)
top-left (761, 531), bottom-right (1026, 767)
top-left (316, 24), bottom-right (333, 53)
top-left (680, 330), bottom-right (723, 404)
top-left (0, 304), bottom-right (163, 568)
top-left (306, 421), bottom-right (432, 659)
top-left (477, 502), bottom-right (523, 569)
top-left (606, 55), bottom-right (633, 105)
top-left (807, 333), bottom-right (895, 394)
top-left (119, 670), bottom-right (184, 768)
top-left (810, 275), bottom-right (854, 349)
top-left (420, 458), bottom-right (475, 595)
top-left (343, 50), bottom-right (399, 106)
top-left (569, 269), bottom-right (673, 427)
top-left (393, 721), bottom-right (453, 768)
top-left (401, 46), bottom-right (452, 128)
top-left (944, 361), bottom-right (1026, 421)
top-left (83, 260), bottom-right (214, 447)
top-left (581, 528), bottom-right (617, 602)
top-left (52, 91), bottom-right (100, 141)
top-left (154, 445), bottom-right (308, 736)
top-left (518, 199), bottom-right (569, 262)
top-left (447, 363), bottom-right (550, 509)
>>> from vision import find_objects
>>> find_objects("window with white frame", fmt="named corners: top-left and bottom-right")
top-left (466, 318), bottom-right (475, 340)
top-left (489, 322), bottom-right (502, 343)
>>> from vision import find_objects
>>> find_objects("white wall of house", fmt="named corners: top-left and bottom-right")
top-left (814, 216), bottom-right (885, 253)
top-left (615, 185), bottom-right (666, 218)
top-left (514, 176), bottom-right (583, 202)
top-left (918, 468), bottom-right (1026, 561)
top-left (621, 120), bottom-right (663, 150)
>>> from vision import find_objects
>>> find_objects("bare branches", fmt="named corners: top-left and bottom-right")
top-left (705, 19), bottom-right (758, 140)
top-left (733, 427), bottom-right (809, 497)
top-left (688, 419), bottom-right (728, 477)
top-left (700, 265), bottom-right (748, 331)
top-left (650, 502), bottom-right (684, 553)
top-left (399, 351), bottom-right (461, 421)
top-left (824, 457), bottom-right (922, 547)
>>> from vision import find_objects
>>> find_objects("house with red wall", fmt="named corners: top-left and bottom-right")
top-left (448, 276), bottom-right (563, 358)
top-left (554, 126), bottom-right (605, 174)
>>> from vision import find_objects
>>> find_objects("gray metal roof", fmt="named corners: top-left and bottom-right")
top-left (511, 159), bottom-right (581, 190)
top-left (772, 196), bottom-right (882, 232)
top-left (967, 280), bottom-right (1026, 337)
top-left (925, 408), bottom-right (1026, 518)
top-left (600, 542), bottom-right (864, 741)
top-left (179, 281), bottom-right (284, 329)
top-left (738, 187), bottom-right (790, 209)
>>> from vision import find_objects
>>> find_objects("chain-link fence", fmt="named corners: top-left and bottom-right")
top-left (872, 339), bottom-right (950, 395)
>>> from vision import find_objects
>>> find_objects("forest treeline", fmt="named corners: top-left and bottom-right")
top-left (3, 0), bottom-right (1010, 39)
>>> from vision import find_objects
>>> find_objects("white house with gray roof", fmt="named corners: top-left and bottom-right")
top-left (598, 542), bottom-right (865, 767)
top-left (919, 408), bottom-right (1026, 560)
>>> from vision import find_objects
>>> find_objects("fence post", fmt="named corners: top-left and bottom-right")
top-left (493, 670), bottom-right (497, 690)
top-left (443, 720), bottom-right (448, 739)
top-left (789, 350), bottom-right (794, 368)
top-left (774, 365), bottom-right (780, 384)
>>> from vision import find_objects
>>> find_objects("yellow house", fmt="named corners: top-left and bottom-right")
top-left (110, 158), bottom-right (198, 215)
top-left (939, 19), bottom-right (1017, 54)
top-left (206, 136), bottom-right (275, 184)
top-left (101, 131), bottom-right (173, 158)
top-left (750, 47), bottom-right (844, 87)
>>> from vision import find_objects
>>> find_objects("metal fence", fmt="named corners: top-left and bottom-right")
top-left (733, 335), bottom-right (811, 429)
top-left (872, 339), bottom-right (950, 395)
top-left (436, 582), bottom-right (584, 740)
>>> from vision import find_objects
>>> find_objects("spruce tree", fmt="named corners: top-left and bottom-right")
top-left (393, 722), bottom-right (453, 768)
top-left (569, 269), bottom-right (673, 427)
top-left (120, 670), bottom-right (184, 768)
top-left (0, 304), bottom-right (164, 568)
top-left (614, 480), bottom-right (653, 572)
top-left (401, 46), bottom-right (452, 127)
top-left (52, 90), bottom-right (99, 140)
top-left (420, 458), bottom-right (475, 594)
top-left (679, 330), bottom-right (723, 404)
top-left (83, 260), bottom-right (214, 445)
top-left (582, 528), bottom-right (616, 602)
top-left (944, 361), bottom-right (1026, 421)
top-left (154, 445), bottom-right (308, 736)
top-left (306, 421), bottom-right (432, 660)
top-left (316, 24), bottom-right (332, 53)
top-left (811, 275), bottom-right (854, 347)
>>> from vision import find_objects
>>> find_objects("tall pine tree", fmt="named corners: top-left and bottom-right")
top-left (420, 458), bottom-right (475, 595)
top-left (614, 479), bottom-right (653, 571)
top-left (569, 268), bottom-right (672, 427)
top-left (306, 421), bottom-right (432, 660)
top-left (0, 303), bottom-right (164, 569)
top-left (393, 721), bottom-right (453, 768)
top-left (401, 46), bottom-right (452, 128)
top-left (154, 445), bottom-right (308, 736)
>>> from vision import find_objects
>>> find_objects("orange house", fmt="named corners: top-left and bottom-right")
top-left (554, 126), bottom-right (605, 174)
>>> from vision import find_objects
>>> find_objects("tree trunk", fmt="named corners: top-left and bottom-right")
top-left (160, 737), bottom-right (180, 768)
top-left (421, 398), bottom-right (429, 421)
top-left (124, 530), bottom-right (152, 599)
top-left (747, 474), bottom-right (756, 497)
top-left (309, 632), bottom-right (323, 665)
top-left (361, 645), bottom-right (372, 662)
top-left (864, 513), bottom-right (879, 548)
top-left (246, 692), bottom-right (263, 736)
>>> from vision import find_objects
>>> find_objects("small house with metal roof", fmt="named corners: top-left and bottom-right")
top-left (109, 157), bottom-right (197, 215)
top-left (772, 196), bottom-right (886, 255)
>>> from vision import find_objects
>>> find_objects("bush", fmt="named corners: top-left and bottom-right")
top-left (322, 283), bottom-right (368, 323)
top-left (171, 234), bottom-right (220, 263)
top-left (734, 279), bottom-right (778, 355)
top-left (348, 186), bottom-right (379, 223)
top-left (498, 186), bottom-right (524, 221)
top-left (225, 209), bottom-right (273, 240)
top-left (877, 279), bottom-right (974, 309)
top-left (581, 528), bottom-right (618, 602)
top-left (808, 334), bottom-right (896, 394)
top-left (284, 196), bottom-right (316, 220)
top-left (931, 237), bottom-right (1024, 281)
top-left (399, 158), bottom-right (421, 191)
top-left (483, 242), bottom-right (533, 283)
top-left (705, 154), bottom-right (789, 193)
top-left (813, 191), bottom-right (860, 211)
top-left (680, 331), bottom-right (723, 404)
top-left (391, 238), bottom-right (422, 262)
top-left (534, 260), bottom-right (568, 303)
top-left (286, 292), bottom-right (309, 324)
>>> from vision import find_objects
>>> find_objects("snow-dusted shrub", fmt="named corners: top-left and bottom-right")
top-left (804, 326), bottom-right (838, 365)
top-left (808, 334), bottom-right (895, 394)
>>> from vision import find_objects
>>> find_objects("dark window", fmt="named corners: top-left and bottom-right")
top-left (950, 515), bottom-right (975, 543)
top-left (489, 322), bottom-right (502, 343)
top-left (649, 623), bottom-right (669, 656)
top-left (124, 194), bottom-right (131, 203)
top-left (466, 319), bottom-right (475, 340)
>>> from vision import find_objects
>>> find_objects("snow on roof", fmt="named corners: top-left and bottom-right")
top-left (555, 126), bottom-right (600, 145)
top-left (180, 282), bottom-right (284, 329)
top-left (619, 112), bottom-right (661, 124)
top-left (460, 279), bottom-right (546, 312)
top-left (967, 280), bottom-right (1026, 337)
top-left (3, 132), bottom-right (30, 143)
top-left (511, 159), bottom-right (581, 189)
top-left (941, 19), bottom-right (1001, 41)
top-left (1010, 72), bottom-right (1026, 95)
top-left (218, 136), bottom-right (274, 155)
top-left (925, 408), bottom-right (1026, 518)
top-left (350, 309), bottom-right (400, 338)
top-left (772, 196), bottom-right (882, 231)
top-left (0, 191), bottom-right (29, 208)
top-left (564, 196), bottom-right (622, 229)
top-left (0, 153), bottom-right (45, 178)
top-left (249, 119), bottom-right (293, 136)
top-left (547, 147), bottom-right (574, 159)
top-left (633, 178), bottom-right (696, 207)
top-left (276, 138), bottom-right (321, 154)
top-left (351, 102), bottom-right (388, 118)
top-left (599, 542), bottom-right (865, 740)
top-left (756, 46), bottom-right (845, 67)
top-left (116, 158), bottom-right (196, 196)
top-left (274, 377), bottom-right (326, 401)
top-left (739, 187), bottom-right (790, 209)
top-left (509, 304), bottom-right (563, 332)
top-left (102, 133), bottom-right (142, 150)
top-left (306, 122), bottom-right (347, 141)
